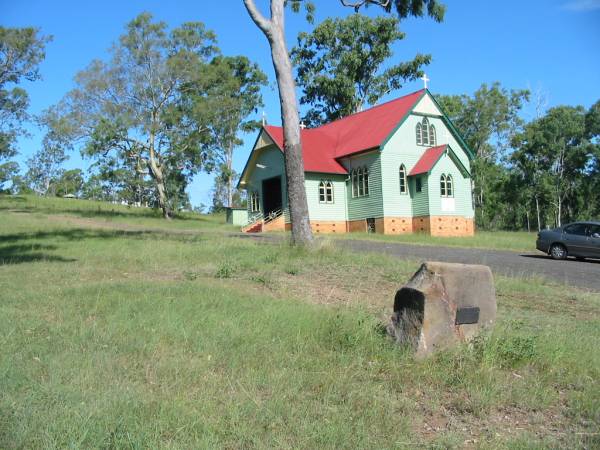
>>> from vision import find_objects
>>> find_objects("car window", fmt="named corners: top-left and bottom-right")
top-left (589, 224), bottom-right (600, 237)
top-left (564, 224), bottom-right (588, 236)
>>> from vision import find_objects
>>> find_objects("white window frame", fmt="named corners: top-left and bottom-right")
top-left (250, 191), bottom-right (260, 212)
top-left (429, 124), bottom-right (436, 146)
top-left (399, 164), bottom-right (407, 194)
top-left (421, 118), bottom-right (429, 146)
top-left (325, 181), bottom-right (334, 203)
top-left (440, 174), bottom-right (447, 197)
top-left (446, 174), bottom-right (453, 197)
top-left (351, 166), bottom-right (369, 198)
top-left (440, 174), bottom-right (454, 198)
top-left (319, 180), bottom-right (334, 204)
top-left (318, 181), bottom-right (326, 203)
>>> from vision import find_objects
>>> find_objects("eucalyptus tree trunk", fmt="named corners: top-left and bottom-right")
top-left (226, 140), bottom-right (234, 208)
top-left (535, 195), bottom-right (541, 232)
top-left (243, 0), bottom-right (313, 246)
top-left (148, 129), bottom-right (171, 219)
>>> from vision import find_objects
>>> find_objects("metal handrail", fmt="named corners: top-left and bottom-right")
top-left (264, 208), bottom-right (283, 223)
top-left (245, 211), bottom-right (263, 226)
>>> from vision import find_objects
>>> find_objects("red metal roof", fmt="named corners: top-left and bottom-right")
top-left (262, 89), bottom-right (425, 174)
top-left (408, 145), bottom-right (448, 176)
top-left (263, 125), bottom-right (346, 174)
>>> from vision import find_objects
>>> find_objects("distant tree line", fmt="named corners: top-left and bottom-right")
top-left (437, 85), bottom-right (599, 231)
top-left (1, 14), bottom-right (265, 215)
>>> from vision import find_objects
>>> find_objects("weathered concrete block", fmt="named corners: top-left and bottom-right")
top-left (388, 261), bottom-right (496, 358)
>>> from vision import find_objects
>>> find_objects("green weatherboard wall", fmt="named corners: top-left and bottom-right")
top-left (304, 173), bottom-right (348, 222)
top-left (341, 151), bottom-right (384, 221)
top-left (381, 113), bottom-right (473, 219)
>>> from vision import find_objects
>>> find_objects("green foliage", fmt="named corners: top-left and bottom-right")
top-left (44, 13), bottom-right (232, 217)
top-left (53, 169), bottom-right (84, 197)
top-left (24, 137), bottom-right (68, 195)
top-left (198, 55), bottom-right (266, 209)
top-left (472, 322), bottom-right (538, 369)
top-left (343, 0), bottom-right (445, 22)
top-left (511, 105), bottom-right (596, 226)
top-left (0, 161), bottom-right (19, 190)
top-left (0, 26), bottom-right (51, 188)
top-left (215, 260), bottom-right (236, 279)
top-left (292, 14), bottom-right (431, 126)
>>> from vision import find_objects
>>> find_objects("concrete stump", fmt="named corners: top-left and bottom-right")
top-left (388, 261), bottom-right (496, 358)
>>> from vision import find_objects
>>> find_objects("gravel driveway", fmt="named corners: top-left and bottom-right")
top-left (334, 239), bottom-right (600, 293)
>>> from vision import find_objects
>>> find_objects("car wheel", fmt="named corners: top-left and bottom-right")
top-left (550, 243), bottom-right (567, 260)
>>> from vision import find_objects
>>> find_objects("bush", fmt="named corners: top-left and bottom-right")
top-left (215, 261), bottom-right (236, 279)
top-left (473, 321), bottom-right (538, 369)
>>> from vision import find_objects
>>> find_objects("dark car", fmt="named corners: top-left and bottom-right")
top-left (536, 221), bottom-right (600, 260)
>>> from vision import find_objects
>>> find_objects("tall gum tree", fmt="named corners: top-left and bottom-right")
top-left (242, 0), bottom-right (445, 246)
top-left (292, 14), bottom-right (431, 126)
top-left (0, 26), bottom-right (51, 188)
top-left (46, 13), bottom-right (221, 218)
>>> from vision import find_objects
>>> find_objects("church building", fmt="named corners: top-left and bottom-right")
top-left (238, 88), bottom-right (475, 236)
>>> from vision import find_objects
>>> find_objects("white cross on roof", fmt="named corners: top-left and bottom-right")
top-left (421, 73), bottom-right (430, 89)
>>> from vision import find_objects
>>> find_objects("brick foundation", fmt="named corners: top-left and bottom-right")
top-left (380, 217), bottom-right (414, 234)
top-left (429, 216), bottom-right (475, 237)
top-left (347, 219), bottom-right (368, 233)
top-left (276, 216), bottom-right (474, 237)
top-left (412, 216), bottom-right (431, 234)
top-left (310, 221), bottom-right (347, 234)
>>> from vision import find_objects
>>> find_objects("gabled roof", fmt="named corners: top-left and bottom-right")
top-left (240, 88), bottom-right (474, 186)
top-left (262, 89), bottom-right (427, 174)
top-left (263, 126), bottom-right (346, 174)
top-left (409, 144), bottom-right (470, 177)
top-left (409, 145), bottom-right (448, 176)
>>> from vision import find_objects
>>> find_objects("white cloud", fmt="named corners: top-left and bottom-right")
top-left (562, 0), bottom-right (600, 11)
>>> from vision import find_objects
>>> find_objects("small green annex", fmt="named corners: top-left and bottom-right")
top-left (238, 89), bottom-right (475, 236)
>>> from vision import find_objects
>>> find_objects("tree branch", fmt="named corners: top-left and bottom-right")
top-left (340, 0), bottom-right (390, 12)
top-left (243, 0), bottom-right (272, 35)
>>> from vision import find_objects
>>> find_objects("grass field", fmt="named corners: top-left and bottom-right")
top-left (1, 195), bottom-right (599, 448)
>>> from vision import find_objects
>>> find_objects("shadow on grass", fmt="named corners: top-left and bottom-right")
top-left (0, 200), bottom-right (212, 222)
top-left (0, 243), bottom-right (77, 265)
top-left (0, 228), bottom-right (208, 245)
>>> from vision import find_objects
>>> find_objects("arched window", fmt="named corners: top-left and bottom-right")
top-left (319, 180), bottom-right (334, 203)
top-left (440, 175), bottom-right (447, 197)
top-left (325, 181), bottom-right (334, 203)
top-left (351, 167), bottom-right (369, 198)
top-left (358, 168), bottom-right (364, 196)
top-left (429, 124), bottom-right (436, 146)
top-left (318, 181), bottom-right (326, 203)
top-left (416, 123), bottom-right (422, 145)
top-left (440, 175), bottom-right (454, 197)
top-left (250, 191), bottom-right (260, 212)
top-left (421, 118), bottom-right (429, 146)
top-left (399, 164), bottom-right (407, 194)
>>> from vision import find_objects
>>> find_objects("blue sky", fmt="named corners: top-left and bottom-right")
top-left (2, 0), bottom-right (599, 207)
